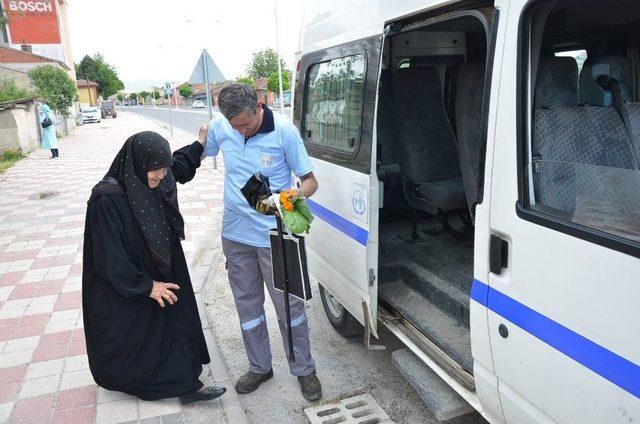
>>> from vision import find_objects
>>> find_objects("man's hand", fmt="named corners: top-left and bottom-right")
top-left (197, 123), bottom-right (209, 147)
top-left (149, 281), bottom-right (180, 307)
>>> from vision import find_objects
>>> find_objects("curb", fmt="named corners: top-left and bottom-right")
top-left (192, 232), bottom-right (248, 424)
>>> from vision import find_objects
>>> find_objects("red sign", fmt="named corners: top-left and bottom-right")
top-left (3, 0), bottom-right (61, 44)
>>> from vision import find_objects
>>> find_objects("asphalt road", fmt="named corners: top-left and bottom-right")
top-left (124, 106), bottom-right (213, 136)
top-left (204, 258), bottom-right (488, 424)
top-left (124, 105), bottom-right (293, 137)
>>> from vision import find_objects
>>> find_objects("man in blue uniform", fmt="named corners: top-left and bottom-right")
top-left (203, 84), bottom-right (322, 401)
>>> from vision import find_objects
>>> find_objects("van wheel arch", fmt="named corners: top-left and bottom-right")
top-left (319, 284), bottom-right (363, 337)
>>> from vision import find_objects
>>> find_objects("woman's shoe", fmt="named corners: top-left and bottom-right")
top-left (179, 386), bottom-right (226, 405)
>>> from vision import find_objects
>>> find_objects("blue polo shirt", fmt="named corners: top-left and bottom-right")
top-left (204, 105), bottom-right (313, 247)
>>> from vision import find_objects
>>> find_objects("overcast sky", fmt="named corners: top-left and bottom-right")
top-left (67, 0), bottom-right (305, 91)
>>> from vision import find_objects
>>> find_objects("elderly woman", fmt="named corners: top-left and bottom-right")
top-left (39, 104), bottom-right (58, 158)
top-left (82, 127), bottom-right (225, 403)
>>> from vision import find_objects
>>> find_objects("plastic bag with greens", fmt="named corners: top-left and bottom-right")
top-left (281, 198), bottom-right (314, 234)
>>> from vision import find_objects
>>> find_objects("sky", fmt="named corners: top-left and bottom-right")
top-left (67, 0), bottom-right (306, 91)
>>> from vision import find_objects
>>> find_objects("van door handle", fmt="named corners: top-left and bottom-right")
top-left (489, 234), bottom-right (508, 275)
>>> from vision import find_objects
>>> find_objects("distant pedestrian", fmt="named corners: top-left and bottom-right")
top-left (82, 129), bottom-right (226, 403)
top-left (38, 103), bottom-right (59, 158)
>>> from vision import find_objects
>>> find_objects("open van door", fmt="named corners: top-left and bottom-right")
top-left (294, 36), bottom-right (383, 340)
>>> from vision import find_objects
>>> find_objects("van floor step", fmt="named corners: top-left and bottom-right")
top-left (379, 263), bottom-right (470, 325)
top-left (379, 279), bottom-right (473, 374)
top-left (391, 348), bottom-right (474, 422)
top-left (380, 219), bottom-right (473, 294)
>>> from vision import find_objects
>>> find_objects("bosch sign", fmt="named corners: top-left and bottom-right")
top-left (7, 1), bottom-right (53, 12)
top-left (2, 0), bottom-right (61, 44)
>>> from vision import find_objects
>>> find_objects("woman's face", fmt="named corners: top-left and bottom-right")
top-left (147, 167), bottom-right (168, 189)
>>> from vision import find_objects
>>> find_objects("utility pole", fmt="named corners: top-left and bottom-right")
top-left (274, 0), bottom-right (285, 115)
top-left (203, 51), bottom-right (217, 169)
top-left (166, 82), bottom-right (174, 139)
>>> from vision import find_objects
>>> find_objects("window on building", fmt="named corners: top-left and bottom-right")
top-left (303, 55), bottom-right (365, 153)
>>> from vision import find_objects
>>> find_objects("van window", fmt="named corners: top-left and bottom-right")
top-left (520, 0), bottom-right (640, 248)
top-left (303, 55), bottom-right (365, 152)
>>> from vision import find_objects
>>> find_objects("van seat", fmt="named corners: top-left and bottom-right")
top-left (454, 62), bottom-right (485, 216)
top-left (392, 66), bottom-right (465, 215)
top-left (585, 55), bottom-right (640, 163)
top-left (533, 57), bottom-right (637, 214)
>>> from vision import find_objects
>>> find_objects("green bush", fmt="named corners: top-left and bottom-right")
top-left (0, 77), bottom-right (33, 103)
top-left (0, 149), bottom-right (26, 173)
top-left (28, 65), bottom-right (78, 116)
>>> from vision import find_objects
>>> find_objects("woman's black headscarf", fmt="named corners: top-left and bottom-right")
top-left (105, 131), bottom-right (184, 276)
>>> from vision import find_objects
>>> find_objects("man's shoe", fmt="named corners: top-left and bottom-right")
top-left (298, 371), bottom-right (322, 401)
top-left (179, 386), bottom-right (226, 405)
top-left (235, 369), bottom-right (274, 394)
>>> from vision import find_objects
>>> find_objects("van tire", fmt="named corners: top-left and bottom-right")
top-left (319, 284), bottom-right (364, 337)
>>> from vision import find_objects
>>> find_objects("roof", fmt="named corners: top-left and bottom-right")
top-left (254, 78), bottom-right (268, 90)
top-left (0, 46), bottom-right (70, 70)
top-left (77, 79), bottom-right (99, 88)
top-left (0, 97), bottom-right (39, 111)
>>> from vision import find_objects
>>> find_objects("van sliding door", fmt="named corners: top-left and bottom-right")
top-left (294, 36), bottom-right (382, 337)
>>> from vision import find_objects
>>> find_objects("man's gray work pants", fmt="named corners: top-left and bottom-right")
top-left (222, 237), bottom-right (316, 377)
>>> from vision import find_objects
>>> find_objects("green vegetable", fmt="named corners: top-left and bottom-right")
top-left (281, 198), bottom-right (314, 234)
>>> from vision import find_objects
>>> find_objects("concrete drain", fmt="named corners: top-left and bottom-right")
top-left (30, 191), bottom-right (59, 200)
top-left (304, 393), bottom-right (393, 424)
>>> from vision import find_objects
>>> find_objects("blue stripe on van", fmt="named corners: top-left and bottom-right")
top-left (307, 200), bottom-right (368, 246)
top-left (471, 279), bottom-right (640, 399)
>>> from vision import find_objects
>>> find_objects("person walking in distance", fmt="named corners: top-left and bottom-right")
top-left (39, 103), bottom-right (59, 158)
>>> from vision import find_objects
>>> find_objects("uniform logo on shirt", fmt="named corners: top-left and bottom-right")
top-left (261, 153), bottom-right (273, 167)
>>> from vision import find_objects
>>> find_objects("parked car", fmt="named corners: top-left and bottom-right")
top-left (101, 101), bottom-right (118, 119)
top-left (274, 90), bottom-right (292, 107)
top-left (82, 107), bottom-right (101, 123)
top-left (192, 100), bottom-right (205, 109)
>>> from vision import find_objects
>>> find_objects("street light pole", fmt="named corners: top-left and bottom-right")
top-left (274, 0), bottom-right (285, 115)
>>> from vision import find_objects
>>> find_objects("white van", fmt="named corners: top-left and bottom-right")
top-left (293, 0), bottom-right (640, 422)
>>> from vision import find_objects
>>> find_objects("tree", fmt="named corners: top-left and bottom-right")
top-left (28, 65), bottom-right (77, 116)
top-left (129, 93), bottom-right (138, 103)
top-left (153, 91), bottom-right (161, 100)
top-left (247, 48), bottom-right (286, 79)
top-left (0, 77), bottom-right (33, 102)
top-left (139, 90), bottom-right (150, 99)
top-left (178, 84), bottom-right (193, 98)
top-left (235, 76), bottom-right (255, 87)
top-left (267, 70), bottom-right (291, 93)
top-left (76, 54), bottom-right (125, 99)
top-left (116, 93), bottom-right (124, 102)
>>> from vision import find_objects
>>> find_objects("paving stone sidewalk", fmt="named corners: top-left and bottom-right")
top-left (0, 112), bottom-right (229, 423)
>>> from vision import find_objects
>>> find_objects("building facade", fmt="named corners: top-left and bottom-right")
top-left (77, 79), bottom-right (98, 106)
top-left (0, 0), bottom-right (75, 75)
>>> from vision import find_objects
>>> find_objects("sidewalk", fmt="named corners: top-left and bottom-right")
top-left (0, 112), bottom-right (236, 423)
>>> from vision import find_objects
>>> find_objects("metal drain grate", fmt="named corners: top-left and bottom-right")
top-left (304, 393), bottom-right (393, 424)
top-left (30, 191), bottom-right (59, 200)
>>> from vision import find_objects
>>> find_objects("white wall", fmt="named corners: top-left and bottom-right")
top-left (0, 103), bottom-right (40, 153)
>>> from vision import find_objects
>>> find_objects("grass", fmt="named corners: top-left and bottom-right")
top-left (0, 150), bottom-right (26, 173)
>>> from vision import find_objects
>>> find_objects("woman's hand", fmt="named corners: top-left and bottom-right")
top-left (197, 123), bottom-right (209, 147)
top-left (149, 281), bottom-right (180, 307)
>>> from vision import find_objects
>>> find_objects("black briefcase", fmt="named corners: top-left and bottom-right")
top-left (269, 230), bottom-right (312, 301)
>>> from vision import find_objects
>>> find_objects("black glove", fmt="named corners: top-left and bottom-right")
top-left (241, 173), bottom-right (274, 215)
